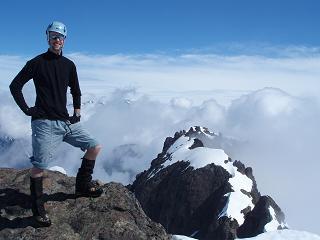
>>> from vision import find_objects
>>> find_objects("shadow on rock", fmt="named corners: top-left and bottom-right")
top-left (0, 216), bottom-right (40, 230)
top-left (0, 188), bottom-right (76, 230)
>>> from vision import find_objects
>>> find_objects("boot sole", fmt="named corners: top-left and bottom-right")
top-left (33, 217), bottom-right (52, 227)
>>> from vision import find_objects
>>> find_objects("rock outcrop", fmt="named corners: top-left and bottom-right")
top-left (0, 168), bottom-right (170, 240)
top-left (130, 126), bottom-right (287, 240)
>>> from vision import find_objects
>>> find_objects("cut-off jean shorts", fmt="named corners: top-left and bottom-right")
top-left (30, 119), bottom-right (99, 169)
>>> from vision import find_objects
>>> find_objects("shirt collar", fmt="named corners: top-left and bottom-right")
top-left (46, 49), bottom-right (63, 59)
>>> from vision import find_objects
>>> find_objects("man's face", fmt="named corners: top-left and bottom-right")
top-left (48, 31), bottom-right (65, 52)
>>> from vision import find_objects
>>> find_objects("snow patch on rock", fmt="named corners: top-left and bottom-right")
top-left (265, 206), bottom-right (288, 232)
top-left (237, 229), bottom-right (320, 240)
top-left (49, 166), bottom-right (67, 175)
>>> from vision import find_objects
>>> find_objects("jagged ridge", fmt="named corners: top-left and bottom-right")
top-left (130, 126), bottom-right (287, 240)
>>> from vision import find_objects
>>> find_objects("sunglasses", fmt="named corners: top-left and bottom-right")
top-left (49, 34), bottom-right (65, 41)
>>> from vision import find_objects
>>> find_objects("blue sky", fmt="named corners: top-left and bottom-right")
top-left (0, 0), bottom-right (319, 55)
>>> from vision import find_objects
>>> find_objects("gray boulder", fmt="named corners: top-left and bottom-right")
top-left (0, 168), bottom-right (170, 240)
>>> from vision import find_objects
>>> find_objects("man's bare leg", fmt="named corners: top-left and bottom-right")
top-left (31, 167), bottom-right (44, 178)
top-left (83, 144), bottom-right (102, 160)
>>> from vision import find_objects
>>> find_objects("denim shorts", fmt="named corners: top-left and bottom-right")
top-left (30, 119), bottom-right (99, 169)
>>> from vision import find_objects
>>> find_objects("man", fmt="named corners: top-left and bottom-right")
top-left (9, 21), bottom-right (103, 227)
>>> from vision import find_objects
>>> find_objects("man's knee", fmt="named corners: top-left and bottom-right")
top-left (88, 144), bottom-right (102, 154)
top-left (30, 167), bottom-right (44, 178)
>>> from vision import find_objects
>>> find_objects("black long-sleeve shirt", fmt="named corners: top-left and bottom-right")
top-left (9, 50), bottom-right (81, 121)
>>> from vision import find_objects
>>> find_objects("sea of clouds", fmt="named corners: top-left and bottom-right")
top-left (0, 47), bottom-right (320, 234)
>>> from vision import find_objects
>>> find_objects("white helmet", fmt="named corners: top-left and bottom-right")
top-left (46, 21), bottom-right (67, 38)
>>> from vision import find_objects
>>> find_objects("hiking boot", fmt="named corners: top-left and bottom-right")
top-left (30, 177), bottom-right (52, 227)
top-left (75, 158), bottom-right (103, 198)
top-left (75, 180), bottom-right (103, 198)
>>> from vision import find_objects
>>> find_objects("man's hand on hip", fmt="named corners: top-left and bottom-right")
top-left (25, 106), bottom-right (44, 118)
top-left (69, 113), bottom-right (81, 124)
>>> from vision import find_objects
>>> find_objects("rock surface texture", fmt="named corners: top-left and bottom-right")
top-left (0, 168), bottom-right (170, 240)
top-left (130, 126), bottom-right (287, 240)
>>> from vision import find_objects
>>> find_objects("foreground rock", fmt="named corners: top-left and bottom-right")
top-left (0, 168), bottom-right (170, 240)
top-left (130, 126), bottom-right (287, 240)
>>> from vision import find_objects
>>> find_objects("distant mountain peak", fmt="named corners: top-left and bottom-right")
top-left (131, 126), bottom-right (287, 240)
top-left (185, 126), bottom-right (217, 138)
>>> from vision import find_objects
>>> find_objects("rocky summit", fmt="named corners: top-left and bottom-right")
top-left (0, 168), bottom-right (169, 240)
top-left (130, 126), bottom-right (287, 240)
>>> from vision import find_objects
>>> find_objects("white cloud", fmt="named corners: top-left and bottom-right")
top-left (71, 51), bottom-right (319, 106)
top-left (0, 55), bottom-right (27, 91)
top-left (221, 88), bottom-right (320, 235)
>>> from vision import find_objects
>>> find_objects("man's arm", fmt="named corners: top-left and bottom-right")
top-left (9, 62), bottom-right (33, 115)
top-left (69, 63), bottom-right (82, 109)
top-left (69, 63), bottom-right (82, 123)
